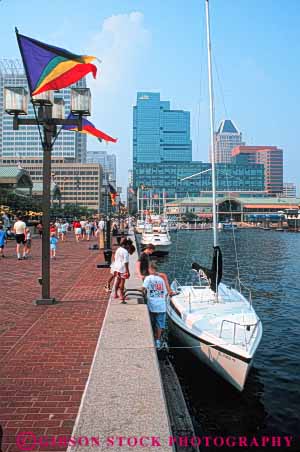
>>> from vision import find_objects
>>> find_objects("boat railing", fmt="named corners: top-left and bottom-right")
top-left (219, 318), bottom-right (260, 351)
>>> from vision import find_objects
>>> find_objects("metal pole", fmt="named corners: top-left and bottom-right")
top-left (36, 105), bottom-right (56, 305)
top-left (106, 216), bottom-right (111, 249)
top-left (205, 0), bottom-right (218, 247)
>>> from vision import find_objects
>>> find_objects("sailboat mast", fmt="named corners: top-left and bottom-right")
top-left (205, 0), bottom-right (218, 246)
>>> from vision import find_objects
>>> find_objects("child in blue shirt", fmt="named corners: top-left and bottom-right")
top-left (50, 232), bottom-right (58, 259)
top-left (0, 225), bottom-right (7, 258)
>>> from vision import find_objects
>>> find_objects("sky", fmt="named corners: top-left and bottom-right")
top-left (1, 0), bottom-right (300, 194)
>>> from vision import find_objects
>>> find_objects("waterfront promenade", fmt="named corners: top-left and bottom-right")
top-left (0, 234), bottom-right (172, 452)
top-left (0, 235), bottom-right (111, 451)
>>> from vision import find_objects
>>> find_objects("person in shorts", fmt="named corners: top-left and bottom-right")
top-left (0, 224), bottom-right (7, 258)
top-left (80, 219), bottom-right (87, 239)
top-left (50, 232), bottom-right (58, 259)
top-left (104, 241), bottom-right (135, 293)
top-left (73, 220), bottom-right (81, 241)
top-left (61, 221), bottom-right (68, 241)
top-left (24, 227), bottom-right (32, 259)
top-left (85, 221), bottom-right (92, 241)
top-left (13, 216), bottom-right (26, 260)
top-left (110, 240), bottom-right (130, 302)
top-left (143, 262), bottom-right (167, 349)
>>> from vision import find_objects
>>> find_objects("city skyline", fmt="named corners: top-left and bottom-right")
top-left (0, 0), bottom-right (299, 191)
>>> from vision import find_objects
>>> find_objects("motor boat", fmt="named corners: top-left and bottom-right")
top-left (141, 223), bottom-right (172, 251)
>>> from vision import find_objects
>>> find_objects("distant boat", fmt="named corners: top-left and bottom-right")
top-left (218, 222), bottom-right (238, 231)
top-left (167, 0), bottom-right (262, 392)
top-left (135, 219), bottom-right (145, 234)
top-left (141, 223), bottom-right (171, 251)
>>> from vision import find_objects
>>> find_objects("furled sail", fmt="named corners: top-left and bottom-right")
top-left (192, 246), bottom-right (222, 292)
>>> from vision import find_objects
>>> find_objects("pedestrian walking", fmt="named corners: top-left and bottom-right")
top-left (80, 219), bottom-right (87, 240)
top-left (0, 224), bottom-right (7, 258)
top-left (24, 227), bottom-right (32, 258)
top-left (73, 220), bottom-right (81, 241)
top-left (85, 220), bottom-right (92, 241)
top-left (50, 232), bottom-right (58, 259)
top-left (56, 220), bottom-right (62, 239)
top-left (61, 220), bottom-right (68, 241)
top-left (13, 216), bottom-right (26, 260)
top-left (36, 221), bottom-right (43, 238)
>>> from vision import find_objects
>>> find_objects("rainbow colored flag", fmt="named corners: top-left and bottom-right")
top-left (63, 114), bottom-right (117, 143)
top-left (16, 30), bottom-right (97, 96)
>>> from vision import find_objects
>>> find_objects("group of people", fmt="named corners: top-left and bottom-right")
top-left (104, 241), bottom-right (174, 349)
top-left (73, 219), bottom-right (103, 242)
top-left (0, 215), bottom-right (104, 260)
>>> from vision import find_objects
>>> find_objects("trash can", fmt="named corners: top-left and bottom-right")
top-left (103, 249), bottom-right (112, 265)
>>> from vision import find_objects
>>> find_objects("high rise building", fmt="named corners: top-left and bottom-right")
top-left (0, 59), bottom-right (87, 162)
top-left (214, 119), bottom-right (243, 163)
top-left (282, 182), bottom-right (296, 198)
top-left (133, 92), bottom-right (192, 169)
top-left (0, 156), bottom-right (102, 211)
top-left (231, 145), bottom-right (283, 195)
top-left (86, 150), bottom-right (116, 186)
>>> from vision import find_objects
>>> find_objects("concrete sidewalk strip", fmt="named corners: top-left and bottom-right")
top-left (69, 236), bottom-right (173, 451)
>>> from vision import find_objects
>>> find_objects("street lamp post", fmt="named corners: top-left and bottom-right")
top-left (4, 87), bottom-right (91, 305)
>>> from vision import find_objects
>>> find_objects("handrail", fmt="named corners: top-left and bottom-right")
top-left (219, 318), bottom-right (259, 351)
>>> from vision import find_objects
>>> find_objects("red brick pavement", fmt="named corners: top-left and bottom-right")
top-left (0, 234), bottom-right (111, 451)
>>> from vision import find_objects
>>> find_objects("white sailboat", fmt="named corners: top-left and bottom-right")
top-left (167, 0), bottom-right (262, 392)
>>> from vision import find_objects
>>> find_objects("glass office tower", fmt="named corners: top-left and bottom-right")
top-left (133, 92), bottom-right (192, 168)
top-left (0, 59), bottom-right (87, 162)
top-left (134, 161), bottom-right (265, 199)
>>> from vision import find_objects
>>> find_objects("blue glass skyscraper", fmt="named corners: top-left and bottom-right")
top-left (133, 92), bottom-right (192, 169)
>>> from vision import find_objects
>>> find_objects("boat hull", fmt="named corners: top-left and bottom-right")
top-left (168, 314), bottom-right (252, 392)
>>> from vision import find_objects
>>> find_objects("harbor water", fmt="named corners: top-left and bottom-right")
top-left (143, 229), bottom-right (300, 450)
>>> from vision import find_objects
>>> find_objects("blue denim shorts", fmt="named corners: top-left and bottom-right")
top-left (150, 312), bottom-right (166, 330)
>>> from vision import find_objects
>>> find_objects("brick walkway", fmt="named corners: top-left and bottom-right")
top-left (0, 234), bottom-right (111, 452)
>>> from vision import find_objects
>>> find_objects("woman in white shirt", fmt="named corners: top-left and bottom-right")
top-left (111, 241), bottom-right (130, 303)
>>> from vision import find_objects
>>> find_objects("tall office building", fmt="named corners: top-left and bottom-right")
top-left (214, 119), bottom-right (243, 163)
top-left (133, 92), bottom-right (192, 169)
top-left (86, 150), bottom-right (116, 186)
top-left (0, 59), bottom-right (87, 162)
top-left (232, 145), bottom-right (283, 195)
